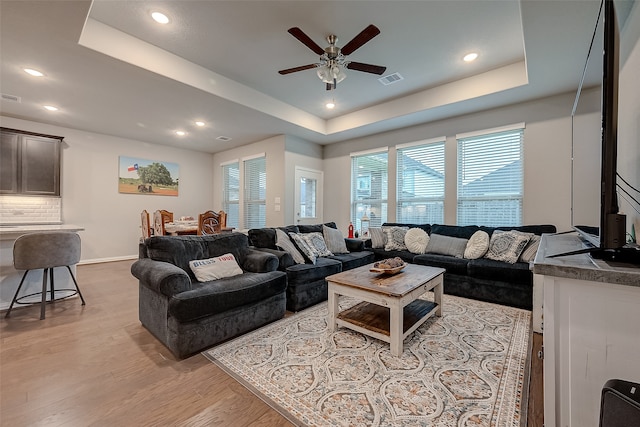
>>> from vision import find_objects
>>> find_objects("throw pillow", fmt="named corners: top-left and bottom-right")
top-left (275, 228), bottom-right (305, 264)
top-left (485, 230), bottom-right (533, 264)
top-left (302, 232), bottom-right (333, 257)
top-left (404, 228), bottom-right (429, 254)
top-left (369, 227), bottom-right (386, 249)
top-left (518, 235), bottom-right (541, 263)
top-left (384, 227), bottom-right (408, 251)
top-left (289, 232), bottom-right (317, 264)
top-left (464, 230), bottom-right (490, 259)
top-left (424, 233), bottom-right (468, 258)
top-left (189, 253), bottom-right (243, 282)
top-left (323, 225), bottom-right (348, 254)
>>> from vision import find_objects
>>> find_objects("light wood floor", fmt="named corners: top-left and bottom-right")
top-left (0, 260), bottom-right (543, 426)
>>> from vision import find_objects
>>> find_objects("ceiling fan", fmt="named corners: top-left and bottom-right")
top-left (278, 24), bottom-right (387, 90)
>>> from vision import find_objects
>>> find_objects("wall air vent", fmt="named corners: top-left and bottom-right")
top-left (1, 93), bottom-right (21, 103)
top-left (378, 73), bottom-right (404, 86)
top-left (216, 136), bottom-right (232, 141)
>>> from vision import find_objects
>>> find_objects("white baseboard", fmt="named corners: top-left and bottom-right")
top-left (78, 255), bottom-right (137, 265)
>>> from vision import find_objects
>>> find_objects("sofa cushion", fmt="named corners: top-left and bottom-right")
top-left (405, 227), bottom-right (429, 254)
top-left (323, 225), bottom-right (349, 254)
top-left (485, 230), bottom-right (533, 264)
top-left (384, 227), bottom-right (408, 251)
top-left (298, 222), bottom-right (337, 234)
top-left (248, 228), bottom-right (277, 249)
top-left (413, 254), bottom-right (470, 275)
top-left (425, 233), bottom-right (468, 258)
top-left (168, 270), bottom-right (287, 322)
top-left (286, 257), bottom-right (342, 284)
top-left (371, 248), bottom-right (416, 263)
top-left (382, 223), bottom-right (431, 235)
top-left (279, 225), bottom-right (300, 234)
top-left (275, 228), bottom-right (305, 264)
top-left (495, 224), bottom-right (557, 236)
top-left (328, 250), bottom-right (375, 271)
top-left (189, 254), bottom-right (243, 282)
top-left (464, 231), bottom-right (490, 259)
top-left (430, 224), bottom-right (481, 239)
top-left (467, 258), bottom-right (533, 284)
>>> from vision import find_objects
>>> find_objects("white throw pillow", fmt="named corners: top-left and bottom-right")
top-left (275, 228), bottom-right (305, 264)
top-left (404, 228), bottom-right (429, 254)
top-left (369, 227), bottom-right (386, 249)
top-left (189, 254), bottom-right (243, 282)
top-left (464, 230), bottom-right (490, 259)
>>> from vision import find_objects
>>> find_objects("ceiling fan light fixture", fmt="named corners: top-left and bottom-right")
top-left (326, 100), bottom-right (335, 109)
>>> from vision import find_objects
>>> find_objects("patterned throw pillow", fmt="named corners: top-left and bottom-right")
top-left (404, 228), bottom-right (429, 254)
top-left (302, 232), bottom-right (333, 257)
top-left (518, 235), bottom-right (541, 263)
top-left (369, 227), bottom-right (386, 249)
top-left (323, 225), bottom-right (348, 254)
top-left (289, 233), bottom-right (318, 264)
top-left (485, 230), bottom-right (533, 264)
top-left (275, 228), bottom-right (305, 264)
top-left (384, 227), bottom-right (408, 251)
top-left (464, 230), bottom-right (490, 259)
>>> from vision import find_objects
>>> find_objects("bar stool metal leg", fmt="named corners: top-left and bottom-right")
top-left (66, 266), bottom-right (86, 305)
top-left (4, 270), bottom-right (30, 318)
top-left (41, 267), bottom-right (48, 320)
top-left (50, 267), bottom-right (55, 302)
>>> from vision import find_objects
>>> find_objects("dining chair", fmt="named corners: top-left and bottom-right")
top-left (141, 209), bottom-right (152, 240)
top-left (152, 209), bottom-right (174, 236)
top-left (6, 232), bottom-right (86, 320)
top-left (197, 210), bottom-right (227, 235)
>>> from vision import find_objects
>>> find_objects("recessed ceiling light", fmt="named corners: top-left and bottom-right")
top-left (175, 130), bottom-right (186, 136)
top-left (463, 52), bottom-right (479, 62)
top-left (24, 68), bottom-right (44, 77)
top-left (326, 101), bottom-right (335, 109)
top-left (151, 11), bottom-right (170, 24)
top-left (43, 105), bottom-right (58, 111)
top-left (195, 121), bottom-right (205, 127)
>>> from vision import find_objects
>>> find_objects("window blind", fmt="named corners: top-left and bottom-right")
top-left (222, 162), bottom-right (240, 228)
top-left (396, 140), bottom-right (445, 224)
top-left (243, 156), bottom-right (266, 229)
top-left (351, 150), bottom-right (388, 230)
top-left (457, 127), bottom-right (524, 226)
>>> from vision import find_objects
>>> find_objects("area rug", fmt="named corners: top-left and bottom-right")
top-left (203, 294), bottom-right (531, 427)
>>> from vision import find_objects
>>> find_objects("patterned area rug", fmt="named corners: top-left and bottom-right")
top-left (203, 294), bottom-right (531, 426)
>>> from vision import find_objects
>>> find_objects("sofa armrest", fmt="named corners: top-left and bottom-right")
top-left (242, 248), bottom-right (280, 273)
top-left (345, 238), bottom-right (366, 252)
top-left (251, 247), bottom-right (294, 271)
top-left (131, 258), bottom-right (192, 297)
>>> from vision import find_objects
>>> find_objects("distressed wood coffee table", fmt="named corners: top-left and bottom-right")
top-left (326, 263), bottom-right (445, 356)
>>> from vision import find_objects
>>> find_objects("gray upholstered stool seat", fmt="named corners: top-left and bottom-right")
top-left (6, 232), bottom-right (86, 320)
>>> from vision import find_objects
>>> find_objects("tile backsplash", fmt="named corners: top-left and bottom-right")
top-left (0, 195), bottom-right (62, 224)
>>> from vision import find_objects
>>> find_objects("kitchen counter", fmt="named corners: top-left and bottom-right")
top-left (0, 224), bottom-right (84, 240)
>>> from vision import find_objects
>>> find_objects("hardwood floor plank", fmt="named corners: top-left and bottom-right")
top-left (1, 260), bottom-right (542, 426)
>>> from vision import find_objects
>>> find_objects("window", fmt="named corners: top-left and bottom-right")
top-left (396, 139), bottom-right (445, 224)
top-left (243, 155), bottom-right (266, 229)
top-left (457, 125), bottom-right (524, 226)
top-left (222, 161), bottom-right (239, 228)
top-left (351, 149), bottom-right (388, 230)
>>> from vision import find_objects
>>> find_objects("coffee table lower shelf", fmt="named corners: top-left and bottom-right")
top-left (336, 299), bottom-right (439, 341)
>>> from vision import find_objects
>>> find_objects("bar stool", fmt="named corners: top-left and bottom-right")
top-left (5, 232), bottom-right (86, 320)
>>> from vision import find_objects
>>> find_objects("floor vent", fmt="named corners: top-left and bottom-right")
top-left (1, 93), bottom-right (21, 103)
top-left (378, 73), bottom-right (404, 86)
top-left (216, 136), bottom-right (232, 141)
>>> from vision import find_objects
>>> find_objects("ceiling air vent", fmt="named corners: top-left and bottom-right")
top-left (1, 93), bottom-right (21, 103)
top-left (378, 73), bottom-right (404, 86)
top-left (216, 136), bottom-right (232, 141)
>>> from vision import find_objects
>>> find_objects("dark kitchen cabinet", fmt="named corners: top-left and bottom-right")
top-left (0, 128), bottom-right (62, 195)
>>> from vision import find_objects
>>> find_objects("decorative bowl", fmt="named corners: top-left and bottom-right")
top-left (369, 263), bottom-right (407, 275)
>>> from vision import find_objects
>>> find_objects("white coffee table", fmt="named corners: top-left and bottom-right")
top-left (326, 263), bottom-right (445, 356)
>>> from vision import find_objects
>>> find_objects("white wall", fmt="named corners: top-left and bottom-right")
top-left (0, 116), bottom-right (215, 262)
top-left (324, 91), bottom-right (576, 233)
top-left (284, 136), bottom-right (324, 225)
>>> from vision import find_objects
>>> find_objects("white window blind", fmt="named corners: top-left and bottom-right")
top-left (351, 150), bottom-right (388, 230)
top-left (222, 162), bottom-right (240, 228)
top-left (396, 140), bottom-right (445, 224)
top-left (457, 127), bottom-right (524, 226)
top-left (243, 156), bottom-right (266, 229)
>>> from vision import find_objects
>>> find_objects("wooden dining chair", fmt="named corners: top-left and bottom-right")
top-left (197, 210), bottom-right (227, 235)
top-left (141, 209), bottom-right (152, 240)
top-left (152, 210), bottom-right (173, 236)
top-left (159, 209), bottom-right (173, 224)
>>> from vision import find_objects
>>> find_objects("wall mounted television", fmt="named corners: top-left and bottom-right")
top-left (557, 0), bottom-right (638, 263)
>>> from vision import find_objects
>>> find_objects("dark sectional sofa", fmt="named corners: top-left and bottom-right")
top-left (248, 222), bottom-right (375, 312)
top-left (368, 223), bottom-right (557, 310)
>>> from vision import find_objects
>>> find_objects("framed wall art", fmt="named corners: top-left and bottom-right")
top-left (118, 156), bottom-right (179, 196)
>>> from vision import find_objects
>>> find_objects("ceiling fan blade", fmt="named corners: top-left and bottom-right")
top-left (287, 27), bottom-right (325, 56)
top-left (346, 62), bottom-right (387, 75)
top-left (340, 24), bottom-right (381, 56)
top-left (278, 64), bottom-right (317, 75)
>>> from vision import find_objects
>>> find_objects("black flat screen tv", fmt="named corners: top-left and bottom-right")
top-left (570, 0), bottom-right (628, 257)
